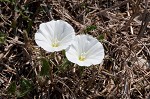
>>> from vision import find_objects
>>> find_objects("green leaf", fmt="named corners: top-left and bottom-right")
top-left (17, 78), bottom-right (32, 97)
top-left (20, 78), bottom-right (32, 91)
top-left (98, 34), bottom-right (104, 41)
top-left (78, 66), bottom-right (85, 77)
top-left (54, 58), bottom-right (70, 74)
top-left (0, 32), bottom-right (6, 44)
top-left (40, 58), bottom-right (50, 76)
top-left (85, 25), bottom-right (97, 33)
top-left (0, 0), bottom-right (16, 4)
top-left (0, 0), bottom-right (10, 3)
top-left (7, 82), bottom-right (16, 94)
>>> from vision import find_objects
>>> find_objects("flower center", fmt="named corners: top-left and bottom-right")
top-left (79, 52), bottom-right (86, 61)
top-left (52, 38), bottom-right (59, 47)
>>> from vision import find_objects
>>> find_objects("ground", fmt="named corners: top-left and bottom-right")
top-left (0, 0), bottom-right (150, 99)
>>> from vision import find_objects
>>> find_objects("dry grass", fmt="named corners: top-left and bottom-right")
top-left (0, 0), bottom-right (150, 99)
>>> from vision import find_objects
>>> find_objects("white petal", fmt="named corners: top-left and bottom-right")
top-left (46, 20), bottom-right (56, 32)
top-left (87, 42), bottom-right (104, 57)
top-left (65, 34), bottom-right (104, 66)
top-left (39, 22), bottom-right (55, 42)
top-left (76, 60), bottom-right (92, 66)
top-left (35, 32), bottom-right (54, 52)
top-left (35, 20), bottom-right (75, 52)
top-left (55, 20), bottom-right (75, 41)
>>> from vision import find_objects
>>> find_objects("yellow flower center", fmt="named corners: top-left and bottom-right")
top-left (52, 43), bottom-right (59, 47)
top-left (79, 52), bottom-right (86, 61)
top-left (79, 56), bottom-right (85, 61)
top-left (52, 38), bottom-right (59, 47)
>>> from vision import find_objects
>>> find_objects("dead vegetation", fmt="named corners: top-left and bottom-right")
top-left (0, 0), bottom-right (150, 99)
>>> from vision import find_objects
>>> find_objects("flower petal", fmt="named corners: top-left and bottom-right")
top-left (65, 34), bottom-right (104, 66)
top-left (35, 20), bottom-right (75, 52)
top-left (54, 20), bottom-right (75, 41)
top-left (35, 32), bottom-right (54, 52)
top-left (38, 22), bottom-right (55, 42)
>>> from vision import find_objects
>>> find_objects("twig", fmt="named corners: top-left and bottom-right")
top-left (127, 2), bottom-right (134, 34)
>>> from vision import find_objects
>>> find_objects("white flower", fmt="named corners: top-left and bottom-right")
top-left (35, 20), bottom-right (75, 52)
top-left (65, 35), bottom-right (105, 66)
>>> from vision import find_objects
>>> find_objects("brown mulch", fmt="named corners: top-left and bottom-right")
top-left (0, 0), bottom-right (150, 99)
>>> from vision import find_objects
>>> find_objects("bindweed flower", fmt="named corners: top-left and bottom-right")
top-left (35, 20), bottom-right (75, 52)
top-left (65, 35), bottom-right (104, 66)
